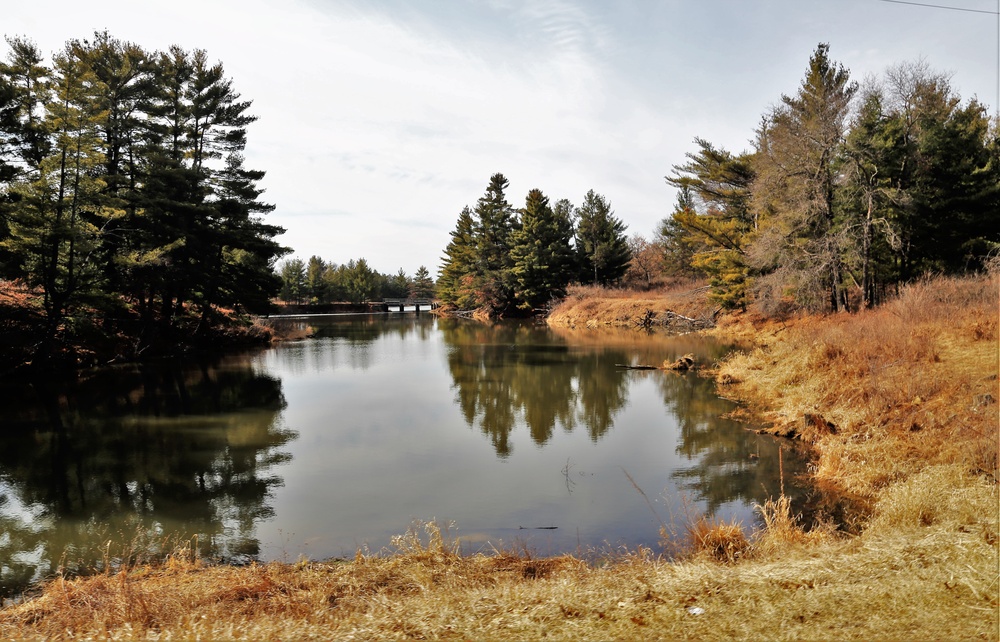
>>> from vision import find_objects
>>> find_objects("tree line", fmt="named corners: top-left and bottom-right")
top-left (0, 33), bottom-right (286, 362)
top-left (658, 44), bottom-right (999, 313)
top-left (277, 256), bottom-right (435, 305)
top-left (437, 173), bottom-right (631, 315)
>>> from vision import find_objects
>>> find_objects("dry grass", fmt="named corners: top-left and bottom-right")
top-left (2, 274), bottom-right (998, 640)
top-left (547, 279), bottom-right (716, 330)
top-left (2, 499), bottom-right (994, 641)
top-left (712, 274), bottom-right (998, 500)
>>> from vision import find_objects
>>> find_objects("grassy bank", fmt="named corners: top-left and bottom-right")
top-left (1, 275), bottom-right (996, 640)
top-left (546, 280), bottom-right (718, 331)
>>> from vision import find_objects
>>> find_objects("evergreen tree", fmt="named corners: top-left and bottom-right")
top-left (840, 88), bottom-right (903, 308)
top-left (2, 41), bottom-right (110, 351)
top-left (338, 258), bottom-right (378, 303)
top-left (0, 35), bottom-right (288, 360)
top-left (472, 173), bottom-right (516, 313)
top-left (385, 268), bottom-right (409, 299)
top-left (574, 189), bottom-right (630, 285)
top-left (205, 152), bottom-right (286, 316)
top-left (663, 139), bottom-right (756, 308)
top-left (409, 265), bottom-right (435, 299)
top-left (878, 63), bottom-right (999, 277)
top-left (749, 43), bottom-right (856, 312)
top-left (305, 255), bottom-right (328, 303)
top-left (437, 205), bottom-right (477, 308)
top-left (509, 188), bottom-right (576, 309)
top-left (278, 257), bottom-right (305, 304)
top-left (72, 33), bottom-right (153, 296)
top-left (0, 37), bottom-right (50, 173)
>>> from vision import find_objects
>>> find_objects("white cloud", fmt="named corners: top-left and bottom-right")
top-left (3, 0), bottom-right (996, 274)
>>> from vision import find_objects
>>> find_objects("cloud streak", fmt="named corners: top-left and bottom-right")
top-left (2, 0), bottom-right (995, 274)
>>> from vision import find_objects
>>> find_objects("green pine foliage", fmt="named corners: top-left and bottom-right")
top-left (276, 257), bottom-right (436, 307)
top-left (471, 173), bottom-right (516, 314)
top-left (574, 189), bottom-right (631, 286)
top-left (409, 266), bottom-right (435, 300)
top-left (437, 179), bottom-right (630, 317)
top-left (0, 33), bottom-right (288, 363)
top-left (663, 140), bottom-right (756, 309)
top-left (509, 189), bottom-right (576, 310)
top-left (437, 206), bottom-right (478, 309)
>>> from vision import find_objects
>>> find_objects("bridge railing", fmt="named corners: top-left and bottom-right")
top-left (381, 298), bottom-right (437, 312)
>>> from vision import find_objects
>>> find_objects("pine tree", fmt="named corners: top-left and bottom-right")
top-left (663, 139), bottom-right (755, 308)
top-left (409, 265), bottom-right (435, 300)
top-left (437, 205), bottom-right (477, 308)
top-left (2, 41), bottom-right (110, 351)
top-left (472, 173), bottom-right (516, 313)
top-left (748, 43), bottom-right (856, 312)
top-left (205, 152), bottom-right (286, 316)
top-left (305, 255), bottom-right (328, 303)
top-left (279, 257), bottom-right (305, 304)
top-left (574, 189), bottom-right (630, 285)
top-left (0, 35), bottom-right (289, 359)
top-left (509, 188), bottom-right (576, 310)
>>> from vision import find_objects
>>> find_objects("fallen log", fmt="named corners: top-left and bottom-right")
top-left (663, 353), bottom-right (696, 371)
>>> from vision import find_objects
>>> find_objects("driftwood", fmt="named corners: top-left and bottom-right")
top-left (616, 353), bottom-right (697, 371)
top-left (663, 353), bottom-right (696, 371)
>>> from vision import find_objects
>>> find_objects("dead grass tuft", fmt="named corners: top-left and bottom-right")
top-left (686, 517), bottom-right (751, 564)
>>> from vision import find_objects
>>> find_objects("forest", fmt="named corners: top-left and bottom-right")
top-left (2, 36), bottom-right (997, 369)
top-left (411, 44), bottom-right (999, 320)
top-left (659, 44), bottom-right (999, 313)
top-left (277, 258), bottom-right (436, 306)
top-left (0, 33), bottom-right (286, 368)
top-left (436, 175), bottom-right (631, 315)
top-left (274, 174), bottom-right (634, 315)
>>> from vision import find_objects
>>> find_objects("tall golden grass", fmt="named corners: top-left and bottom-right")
top-left (714, 274), bottom-right (998, 499)
top-left (2, 274), bottom-right (997, 640)
top-left (3, 496), bottom-right (994, 641)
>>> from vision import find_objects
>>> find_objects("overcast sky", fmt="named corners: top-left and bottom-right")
top-left (5, 0), bottom-right (997, 275)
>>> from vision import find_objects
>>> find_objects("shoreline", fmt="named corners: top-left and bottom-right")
top-left (1, 274), bottom-right (996, 640)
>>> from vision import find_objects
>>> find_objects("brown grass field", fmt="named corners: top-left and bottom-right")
top-left (1, 274), bottom-right (997, 640)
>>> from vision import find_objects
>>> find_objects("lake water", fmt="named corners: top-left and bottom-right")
top-left (0, 314), bottom-right (817, 597)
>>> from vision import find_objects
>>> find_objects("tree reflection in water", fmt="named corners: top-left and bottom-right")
top-left (0, 357), bottom-right (295, 597)
top-left (657, 371), bottom-right (831, 527)
top-left (440, 319), bottom-right (827, 528)
top-left (440, 319), bottom-right (631, 456)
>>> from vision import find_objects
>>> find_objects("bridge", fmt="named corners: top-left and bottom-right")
top-left (381, 298), bottom-right (437, 313)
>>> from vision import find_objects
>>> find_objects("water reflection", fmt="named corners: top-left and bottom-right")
top-left (439, 320), bottom-right (631, 456)
top-left (656, 371), bottom-right (804, 513)
top-left (0, 358), bottom-right (294, 596)
top-left (440, 320), bottom-right (811, 515)
top-left (267, 315), bottom-right (437, 374)
top-left (0, 316), bottom-right (829, 599)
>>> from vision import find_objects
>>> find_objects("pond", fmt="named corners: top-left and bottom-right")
top-left (0, 314), bottom-right (820, 597)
